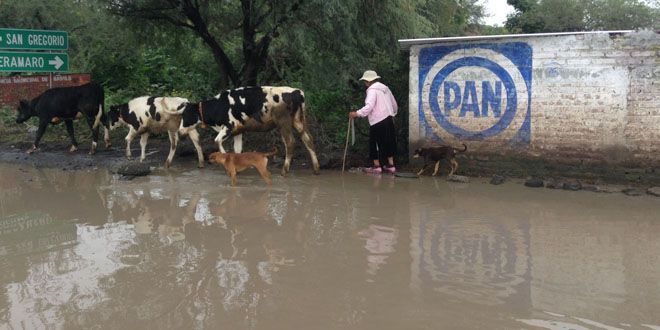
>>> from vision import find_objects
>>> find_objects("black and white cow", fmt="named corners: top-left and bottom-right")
top-left (176, 86), bottom-right (320, 175)
top-left (15, 82), bottom-right (110, 154)
top-left (108, 96), bottom-right (204, 168)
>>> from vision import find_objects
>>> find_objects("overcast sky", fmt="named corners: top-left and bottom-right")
top-left (481, 0), bottom-right (515, 26)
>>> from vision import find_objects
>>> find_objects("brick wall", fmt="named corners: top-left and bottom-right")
top-left (0, 73), bottom-right (91, 108)
top-left (404, 31), bottom-right (660, 166)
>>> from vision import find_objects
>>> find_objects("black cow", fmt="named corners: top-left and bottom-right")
top-left (175, 86), bottom-right (320, 175)
top-left (15, 82), bottom-right (110, 154)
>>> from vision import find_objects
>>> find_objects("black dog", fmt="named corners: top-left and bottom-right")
top-left (412, 144), bottom-right (467, 176)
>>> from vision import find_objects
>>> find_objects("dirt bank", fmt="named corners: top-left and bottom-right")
top-left (0, 130), bottom-right (334, 173)
top-left (1, 127), bottom-right (659, 186)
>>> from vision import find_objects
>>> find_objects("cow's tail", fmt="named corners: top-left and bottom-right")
top-left (93, 103), bottom-right (102, 129)
top-left (295, 90), bottom-right (307, 125)
top-left (454, 143), bottom-right (468, 153)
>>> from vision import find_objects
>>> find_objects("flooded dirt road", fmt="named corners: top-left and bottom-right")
top-left (1, 165), bottom-right (659, 329)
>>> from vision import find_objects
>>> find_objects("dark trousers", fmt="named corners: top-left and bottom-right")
top-left (369, 116), bottom-right (397, 162)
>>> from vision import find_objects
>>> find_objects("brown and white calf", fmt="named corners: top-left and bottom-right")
top-left (176, 86), bottom-right (320, 175)
top-left (108, 96), bottom-right (204, 168)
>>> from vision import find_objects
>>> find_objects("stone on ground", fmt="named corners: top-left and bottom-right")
top-left (490, 175), bottom-right (505, 185)
top-left (447, 174), bottom-right (470, 183)
top-left (647, 187), bottom-right (660, 197)
top-left (116, 162), bottom-right (151, 177)
top-left (524, 177), bottom-right (544, 188)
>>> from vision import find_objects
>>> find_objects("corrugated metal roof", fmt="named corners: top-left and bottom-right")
top-left (398, 30), bottom-right (634, 50)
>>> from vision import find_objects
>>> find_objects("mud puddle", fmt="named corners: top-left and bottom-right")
top-left (1, 165), bottom-right (659, 329)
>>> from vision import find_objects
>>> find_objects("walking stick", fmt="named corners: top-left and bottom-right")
top-left (341, 117), bottom-right (354, 174)
top-left (341, 118), bottom-right (351, 173)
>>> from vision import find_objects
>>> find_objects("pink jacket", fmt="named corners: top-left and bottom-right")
top-left (356, 82), bottom-right (398, 126)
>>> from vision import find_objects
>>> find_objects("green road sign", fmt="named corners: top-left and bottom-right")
top-left (0, 28), bottom-right (68, 50)
top-left (0, 51), bottom-right (68, 72)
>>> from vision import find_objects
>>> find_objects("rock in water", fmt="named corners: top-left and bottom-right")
top-left (562, 181), bottom-right (582, 191)
top-left (490, 175), bottom-right (505, 185)
top-left (447, 174), bottom-right (470, 183)
top-left (581, 184), bottom-right (600, 192)
top-left (622, 188), bottom-right (643, 196)
top-left (544, 178), bottom-right (562, 189)
top-left (117, 162), bottom-right (151, 177)
top-left (646, 187), bottom-right (660, 197)
top-left (524, 177), bottom-right (544, 188)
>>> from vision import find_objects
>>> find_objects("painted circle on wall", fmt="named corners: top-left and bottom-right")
top-left (421, 48), bottom-right (529, 142)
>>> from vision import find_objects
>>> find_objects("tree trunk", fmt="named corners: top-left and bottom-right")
top-left (182, 1), bottom-right (239, 88)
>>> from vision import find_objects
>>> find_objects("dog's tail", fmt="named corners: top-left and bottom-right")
top-left (264, 147), bottom-right (278, 158)
top-left (454, 143), bottom-right (467, 153)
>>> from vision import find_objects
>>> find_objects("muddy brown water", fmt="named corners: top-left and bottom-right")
top-left (0, 165), bottom-right (659, 330)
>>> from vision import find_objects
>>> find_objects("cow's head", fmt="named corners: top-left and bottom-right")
top-left (178, 102), bottom-right (201, 135)
top-left (107, 104), bottom-right (127, 130)
top-left (15, 100), bottom-right (33, 124)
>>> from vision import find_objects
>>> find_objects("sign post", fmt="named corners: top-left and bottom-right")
top-left (0, 28), bottom-right (69, 75)
top-left (0, 28), bottom-right (68, 51)
top-left (0, 28), bottom-right (72, 99)
top-left (0, 51), bottom-right (68, 72)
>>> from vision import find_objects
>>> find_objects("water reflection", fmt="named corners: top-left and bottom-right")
top-left (410, 215), bottom-right (531, 306)
top-left (0, 166), bottom-right (659, 329)
top-left (358, 224), bottom-right (399, 278)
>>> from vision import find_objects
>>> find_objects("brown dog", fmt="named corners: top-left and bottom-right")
top-left (412, 144), bottom-right (467, 176)
top-left (208, 149), bottom-right (277, 186)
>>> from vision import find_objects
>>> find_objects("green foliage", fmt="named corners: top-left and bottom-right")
top-left (0, 106), bottom-right (17, 130)
top-left (585, 0), bottom-right (659, 30)
top-left (506, 0), bottom-right (659, 32)
top-left (1, 0), bottom-right (489, 160)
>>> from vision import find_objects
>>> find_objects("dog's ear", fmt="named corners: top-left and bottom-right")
top-left (214, 153), bottom-right (227, 164)
top-left (208, 152), bottom-right (218, 163)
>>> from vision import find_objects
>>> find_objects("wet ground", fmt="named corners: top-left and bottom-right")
top-left (1, 164), bottom-right (659, 329)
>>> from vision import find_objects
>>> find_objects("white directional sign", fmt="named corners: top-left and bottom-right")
top-left (0, 28), bottom-right (69, 73)
top-left (0, 51), bottom-right (69, 72)
top-left (0, 28), bottom-right (68, 50)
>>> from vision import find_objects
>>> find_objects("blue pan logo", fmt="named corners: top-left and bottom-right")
top-left (418, 43), bottom-right (532, 147)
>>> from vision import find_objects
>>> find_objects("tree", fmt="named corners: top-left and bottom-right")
top-left (106, 0), bottom-right (304, 88)
top-left (585, 0), bottom-right (659, 30)
top-left (505, 0), bottom-right (659, 33)
top-left (416, 0), bottom-right (485, 36)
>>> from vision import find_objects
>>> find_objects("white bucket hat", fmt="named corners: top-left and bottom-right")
top-left (359, 70), bottom-right (381, 82)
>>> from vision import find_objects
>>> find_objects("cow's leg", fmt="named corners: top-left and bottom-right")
top-left (293, 117), bottom-right (320, 175)
top-left (86, 116), bottom-right (100, 155)
top-left (214, 127), bottom-right (229, 153)
top-left (125, 128), bottom-right (138, 159)
top-left (449, 159), bottom-right (459, 176)
top-left (28, 120), bottom-right (49, 154)
top-left (280, 127), bottom-right (295, 176)
top-left (100, 110), bottom-right (112, 148)
top-left (417, 164), bottom-right (429, 176)
top-left (103, 126), bottom-right (111, 149)
top-left (233, 134), bottom-right (243, 153)
top-left (164, 130), bottom-right (178, 168)
top-left (432, 161), bottom-right (441, 176)
top-left (139, 133), bottom-right (149, 162)
top-left (187, 129), bottom-right (205, 168)
top-left (64, 120), bottom-right (78, 152)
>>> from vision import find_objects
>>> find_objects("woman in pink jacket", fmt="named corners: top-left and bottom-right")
top-left (349, 70), bottom-right (398, 174)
